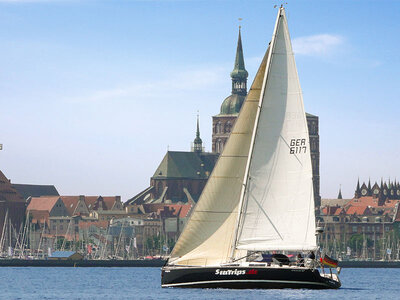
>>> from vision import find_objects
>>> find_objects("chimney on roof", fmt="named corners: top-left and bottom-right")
top-left (116, 196), bottom-right (121, 202)
top-left (79, 195), bottom-right (85, 201)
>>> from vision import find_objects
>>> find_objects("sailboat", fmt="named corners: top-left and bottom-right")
top-left (161, 7), bottom-right (341, 289)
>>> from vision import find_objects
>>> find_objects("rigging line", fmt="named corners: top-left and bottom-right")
top-left (248, 193), bottom-right (283, 240)
top-left (280, 134), bottom-right (302, 166)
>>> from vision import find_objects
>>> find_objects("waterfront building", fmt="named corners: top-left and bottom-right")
top-left (25, 195), bottom-right (125, 253)
top-left (319, 179), bottom-right (400, 260)
top-left (11, 183), bottom-right (59, 201)
top-left (0, 170), bottom-right (26, 245)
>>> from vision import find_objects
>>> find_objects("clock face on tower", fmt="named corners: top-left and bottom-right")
top-left (361, 189), bottom-right (367, 196)
top-left (384, 189), bottom-right (388, 195)
top-left (397, 190), bottom-right (400, 196)
top-left (374, 189), bottom-right (379, 195)
top-left (391, 190), bottom-right (394, 196)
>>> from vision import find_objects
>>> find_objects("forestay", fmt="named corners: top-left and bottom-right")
top-left (236, 8), bottom-right (316, 252)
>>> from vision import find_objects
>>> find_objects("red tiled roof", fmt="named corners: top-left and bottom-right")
top-left (345, 205), bottom-right (371, 216)
top-left (346, 196), bottom-right (400, 209)
top-left (27, 196), bottom-right (60, 212)
top-left (321, 205), bottom-right (342, 216)
top-left (334, 208), bottom-right (344, 215)
top-left (60, 196), bottom-right (80, 216)
top-left (79, 220), bottom-right (109, 229)
top-left (84, 196), bottom-right (99, 210)
top-left (102, 197), bottom-right (117, 210)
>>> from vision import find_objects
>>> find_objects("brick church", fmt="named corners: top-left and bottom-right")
top-left (128, 28), bottom-right (321, 209)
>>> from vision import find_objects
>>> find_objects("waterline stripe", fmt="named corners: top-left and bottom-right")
top-left (162, 279), bottom-right (329, 288)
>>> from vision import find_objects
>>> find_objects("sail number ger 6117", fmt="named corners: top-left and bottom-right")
top-left (290, 138), bottom-right (307, 154)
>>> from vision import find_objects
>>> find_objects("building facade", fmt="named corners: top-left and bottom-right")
top-left (0, 170), bottom-right (26, 247)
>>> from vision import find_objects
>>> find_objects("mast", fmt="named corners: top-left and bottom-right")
top-left (0, 209), bottom-right (9, 254)
top-left (229, 7), bottom-right (283, 261)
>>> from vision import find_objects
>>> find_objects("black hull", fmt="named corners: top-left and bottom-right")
top-left (161, 266), bottom-right (341, 289)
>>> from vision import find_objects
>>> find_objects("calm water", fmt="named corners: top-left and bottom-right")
top-left (0, 267), bottom-right (397, 299)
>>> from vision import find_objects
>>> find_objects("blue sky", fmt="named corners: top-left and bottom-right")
top-left (1, 0), bottom-right (399, 200)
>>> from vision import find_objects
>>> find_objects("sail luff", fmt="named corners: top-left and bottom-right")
top-left (229, 7), bottom-right (283, 261)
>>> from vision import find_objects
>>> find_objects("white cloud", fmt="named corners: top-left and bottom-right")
top-left (67, 67), bottom-right (227, 103)
top-left (292, 34), bottom-right (344, 57)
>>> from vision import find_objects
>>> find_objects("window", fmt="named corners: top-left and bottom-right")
top-left (60, 225), bottom-right (64, 230)
top-left (352, 226), bottom-right (357, 233)
top-left (216, 122), bottom-right (222, 134)
top-left (224, 122), bottom-right (232, 133)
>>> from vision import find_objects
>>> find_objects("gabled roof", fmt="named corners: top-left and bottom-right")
top-left (84, 196), bottom-right (100, 210)
top-left (102, 197), bottom-right (119, 210)
top-left (60, 196), bottom-right (80, 216)
top-left (11, 183), bottom-right (59, 200)
top-left (152, 151), bottom-right (218, 180)
top-left (27, 196), bottom-right (60, 212)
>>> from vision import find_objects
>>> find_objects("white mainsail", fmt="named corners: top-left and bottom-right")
top-left (168, 7), bottom-right (316, 266)
top-left (236, 8), bottom-right (316, 252)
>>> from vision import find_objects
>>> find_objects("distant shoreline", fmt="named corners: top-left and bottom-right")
top-left (0, 259), bottom-right (399, 268)
top-left (0, 259), bottom-right (166, 267)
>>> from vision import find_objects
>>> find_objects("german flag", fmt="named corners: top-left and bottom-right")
top-left (320, 255), bottom-right (338, 268)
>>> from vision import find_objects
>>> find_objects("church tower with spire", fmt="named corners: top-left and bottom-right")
top-left (192, 114), bottom-right (203, 153)
top-left (212, 27), bottom-right (248, 154)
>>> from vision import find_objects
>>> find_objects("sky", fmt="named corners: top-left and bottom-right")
top-left (1, 0), bottom-right (399, 201)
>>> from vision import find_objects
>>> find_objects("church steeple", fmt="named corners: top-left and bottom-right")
top-left (355, 178), bottom-right (361, 198)
top-left (338, 185), bottom-right (343, 199)
top-left (192, 114), bottom-right (203, 153)
top-left (230, 26), bottom-right (248, 96)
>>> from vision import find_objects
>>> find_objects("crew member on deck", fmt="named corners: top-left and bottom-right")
top-left (296, 253), bottom-right (304, 267)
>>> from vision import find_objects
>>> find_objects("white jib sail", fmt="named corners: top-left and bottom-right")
top-left (236, 8), bottom-right (316, 252)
